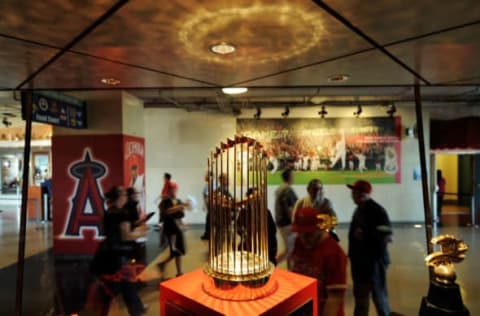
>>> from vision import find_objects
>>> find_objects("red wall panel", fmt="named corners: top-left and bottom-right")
top-left (52, 134), bottom-right (124, 254)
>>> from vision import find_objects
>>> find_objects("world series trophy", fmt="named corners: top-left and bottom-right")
top-left (202, 136), bottom-right (277, 301)
top-left (419, 235), bottom-right (469, 316)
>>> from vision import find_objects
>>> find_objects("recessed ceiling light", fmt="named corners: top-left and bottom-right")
top-left (328, 74), bottom-right (349, 83)
top-left (101, 78), bottom-right (120, 85)
top-left (210, 42), bottom-right (236, 55)
top-left (222, 87), bottom-right (248, 95)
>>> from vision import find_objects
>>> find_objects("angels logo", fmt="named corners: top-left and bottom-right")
top-left (63, 150), bottom-right (107, 239)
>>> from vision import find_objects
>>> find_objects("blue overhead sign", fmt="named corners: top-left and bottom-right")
top-left (22, 91), bottom-right (87, 129)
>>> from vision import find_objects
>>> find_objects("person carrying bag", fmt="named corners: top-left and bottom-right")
top-left (87, 186), bottom-right (148, 316)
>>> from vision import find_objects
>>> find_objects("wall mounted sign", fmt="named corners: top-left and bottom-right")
top-left (237, 117), bottom-right (402, 184)
top-left (22, 91), bottom-right (87, 129)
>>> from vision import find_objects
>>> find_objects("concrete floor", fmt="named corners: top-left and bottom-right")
top-left (1, 204), bottom-right (479, 315)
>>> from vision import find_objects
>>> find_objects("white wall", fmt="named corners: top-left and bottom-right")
top-left (122, 92), bottom-right (144, 137)
top-left (144, 108), bottom-right (236, 223)
top-left (144, 106), bottom-right (430, 223)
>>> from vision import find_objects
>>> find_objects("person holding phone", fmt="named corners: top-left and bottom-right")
top-left (125, 188), bottom-right (155, 228)
top-left (157, 188), bottom-right (190, 278)
top-left (125, 188), bottom-right (141, 227)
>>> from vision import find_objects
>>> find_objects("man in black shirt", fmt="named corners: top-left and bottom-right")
top-left (347, 180), bottom-right (392, 316)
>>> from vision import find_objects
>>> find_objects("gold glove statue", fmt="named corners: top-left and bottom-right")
top-left (425, 234), bottom-right (468, 285)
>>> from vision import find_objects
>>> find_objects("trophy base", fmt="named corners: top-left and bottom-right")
top-left (419, 281), bottom-right (469, 316)
top-left (202, 263), bottom-right (277, 301)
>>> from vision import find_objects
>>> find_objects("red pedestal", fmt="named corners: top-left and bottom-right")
top-left (160, 268), bottom-right (318, 316)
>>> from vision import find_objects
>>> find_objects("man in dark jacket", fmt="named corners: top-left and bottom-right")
top-left (347, 180), bottom-right (392, 316)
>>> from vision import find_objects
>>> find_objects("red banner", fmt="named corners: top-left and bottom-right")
top-left (123, 135), bottom-right (146, 215)
top-left (52, 135), bottom-right (124, 254)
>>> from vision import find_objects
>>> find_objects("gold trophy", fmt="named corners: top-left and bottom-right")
top-left (202, 136), bottom-right (277, 301)
top-left (419, 234), bottom-right (469, 316)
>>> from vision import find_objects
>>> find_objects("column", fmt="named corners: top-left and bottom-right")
top-left (52, 91), bottom-right (145, 255)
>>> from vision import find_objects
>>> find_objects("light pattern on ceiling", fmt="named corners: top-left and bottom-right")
top-left (178, 4), bottom-right (325, 64)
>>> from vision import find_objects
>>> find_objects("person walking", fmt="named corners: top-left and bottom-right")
top-left (200, 172), bottom-right (215, 240)
top-left (156, 173), bottom-right (178, 228)
top-left (274, 169), bottom-right (298, 263)
top-left (347, 180), bottom-right (393, 316)
top-left (292, 179), bottom-right (336, 218)
top-left (293, 178), bottom-right (339, 241)
top-left (437, 170), bottom-right (446, 225)
top-left (125, 187), bottom-right (140, 228)
top-left (289, 207), bottom-right (347, 316)
top-left (237, 188), bottom-right (278, 265)
top-left (89, 185), bottom-right (148, 316)
top-left (156, 188), bottom-right (189, 278)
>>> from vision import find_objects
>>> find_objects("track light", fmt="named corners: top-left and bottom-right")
top-left (2, 117), bottom-right (12, 128)
top-left (318, 106), bottom-right (328, 118)
top-left (353, 105), bottom-right (362, 118)
top-left (254, 107), bottom-right (261, 120)
top-left (281, 106), bottom-right (290, 118)
top-left (386, 104), bottom-right (396, 117)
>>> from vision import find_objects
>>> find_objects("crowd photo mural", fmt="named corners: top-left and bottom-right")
top-left (236, 116), bottom-right (402, 185)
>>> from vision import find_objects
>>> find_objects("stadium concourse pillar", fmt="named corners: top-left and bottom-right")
top-left (51, 91), bottom-right (146, 255)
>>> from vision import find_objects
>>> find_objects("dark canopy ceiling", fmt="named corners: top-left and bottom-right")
top-left (1, 0), bottom-right (480, 110)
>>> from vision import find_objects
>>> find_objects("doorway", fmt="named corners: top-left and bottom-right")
top-left (433, 152), bottom-right (479, 226)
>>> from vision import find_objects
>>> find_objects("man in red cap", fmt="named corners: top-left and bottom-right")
top-left (289, 207), bottom-right (347, 316)
top-left (347, 180), bottom-right (392, 316)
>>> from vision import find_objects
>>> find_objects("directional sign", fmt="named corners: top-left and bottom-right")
top-left (22, 91), bottom-right (87, 129)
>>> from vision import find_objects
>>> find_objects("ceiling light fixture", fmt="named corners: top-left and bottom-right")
top-left (328, 74), bottom-right (350, 83)
top-left (281, 106), bottom-right (290, 118)
top-left (210, 42), bottom-right (236, 55)
top-left (353, 105), bottom-right (362, 118)
top-left (386, 104), bottom-right (397, 117)
top-left (318, 105), bottom-right (328, 119)
top-left (101, 78), bottom-right (120, 85)
top-left (254, 107), bottom-right (261, 120)
top-left (222, 87), bottom-right (248, 95)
